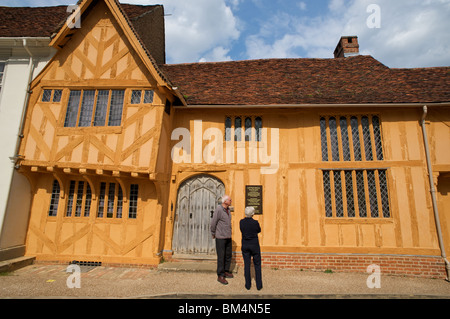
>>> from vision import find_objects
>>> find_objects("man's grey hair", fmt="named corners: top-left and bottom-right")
top-left (244, 206), bottom-right (255, 218)
top-left (221, 195), bottom-right (230, 204)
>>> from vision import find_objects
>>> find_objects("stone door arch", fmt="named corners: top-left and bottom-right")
top-left (172, 175), bottom-right (225, 255)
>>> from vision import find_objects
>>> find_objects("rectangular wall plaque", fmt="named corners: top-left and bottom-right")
top-left (245, 185), bottom-right (263, 215)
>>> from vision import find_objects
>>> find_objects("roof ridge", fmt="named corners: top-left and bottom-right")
top-left (162, 55), bottom-right (449, 105)
top-left (163, 55), bottom-right (383, 67)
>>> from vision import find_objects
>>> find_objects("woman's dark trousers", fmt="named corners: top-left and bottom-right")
top-left (242, 244), bottom-right (262, 290)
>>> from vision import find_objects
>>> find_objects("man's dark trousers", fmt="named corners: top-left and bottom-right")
top-left (216, 238), bottom-right (232, 276)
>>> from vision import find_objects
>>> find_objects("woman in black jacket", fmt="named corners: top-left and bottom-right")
top-left (239, 206), bottom-right (262, 290)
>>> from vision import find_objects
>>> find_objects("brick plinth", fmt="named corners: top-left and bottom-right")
top-left (232, 253), bottom-right (447, 279)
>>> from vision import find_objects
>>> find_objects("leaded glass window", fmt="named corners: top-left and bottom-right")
top-left (322, 169), bottom-right (390, 219)
top-left (128, 184), bottom-right (139, 219)
top-left (225, 117), bottom-right (232, 141)
top-left (320, 115), bottom-right (390, 219)
top-left (63, 89), bottom-right (124, 127)
top-left (320, 117), bottom-right (328, 162)
top-left (225, 116), bottom-right (263, 142)
top-left (255, 117), bottom-right (262, 142)
top-left (93, 90), bottom-right (110, 126)
top-left (245, 117), bottom-right (252, 142)
top-left (48, 180), bottom-right (61, 217)
top-left (78, 90), bottom-right (95, 127)
top-left (320, 115), bottom-right (385, 162)
top-left (234, 117), bottom-right (242, 141)
top-left (143, 90), bottom-right (154, 104)
top-left (108, 90), bottom-right (125, 126)
top-left (131, 90), bottom-right (141, 104)
top-left (42, 89), bottom-right (52, 102)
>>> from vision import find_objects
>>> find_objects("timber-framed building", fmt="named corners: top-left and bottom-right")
top-left (1, 0), bottom-right (449, 279)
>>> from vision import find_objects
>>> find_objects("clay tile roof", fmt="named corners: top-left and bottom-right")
top-left (0, 3), bottom-right (160, 38)
top-left (161, 55), bottom-right (450, 105)
top-left (0, 6), bottom-right (68, 37)
top-left (0, 1), bottom-right (170, 84)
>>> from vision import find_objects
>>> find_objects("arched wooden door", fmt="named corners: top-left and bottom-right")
top-left (172, 175), bottom-right (225, 255)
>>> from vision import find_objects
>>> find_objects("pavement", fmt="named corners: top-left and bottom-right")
top-left (0, 261), bottom-right (450, 299)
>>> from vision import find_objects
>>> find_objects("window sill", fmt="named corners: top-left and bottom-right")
top-left (324, 218), bottom-right (393, 224)
top-left (56, 126), bottom-right (122, 136)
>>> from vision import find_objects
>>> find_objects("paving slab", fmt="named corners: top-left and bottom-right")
top-left (1, 263), bottom-right (449, 299)
top-left (158, 262), bottom-right (239, 273)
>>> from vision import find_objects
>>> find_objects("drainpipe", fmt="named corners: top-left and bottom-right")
top-left (421, 105), bottom-right (450, 281)
top-left (12, 38), bottom-right (35, 165)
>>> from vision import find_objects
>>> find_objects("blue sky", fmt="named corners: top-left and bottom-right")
top-left (1, 0), bottom-right (449, 68)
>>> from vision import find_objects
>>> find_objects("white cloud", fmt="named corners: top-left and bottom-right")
top-left (7, 0), bottom-right (449, 67)
top-left (158, 0), bottom-right (240, 63)
top-left (297, 2), bottom-right (307, 11)
top-left (244, 0), bottom-right (450, 68)
top-left (198, 46), bottom-right (233, 62)
top-left (6, 0), bottom-right (241, 64)
top-left (328, 0), bottom-right (345, 12)
top-left (121, 0), bottom-right (240, 63)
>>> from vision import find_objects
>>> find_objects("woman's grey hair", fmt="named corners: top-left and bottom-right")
top-left (244, 206), bottom-right (255, 218)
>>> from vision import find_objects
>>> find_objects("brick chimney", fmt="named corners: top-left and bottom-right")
top-left (334, 36), bottom-right (359, 58)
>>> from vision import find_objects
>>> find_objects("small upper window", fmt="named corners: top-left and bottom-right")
top-left (224, 116), bottom-right (263, 142)
top-left (42, 89), bottom-right (52, 102)
top-left (131, 90), bottom-right (142, 104)
top-left (131, 89), bottom-right (154, 104)
top-left (143, 90), bottom-right (154, 104)
top-left (53, 90), bottom-right (63, 103)
top-left (42, 89), bottom-right (63, 103)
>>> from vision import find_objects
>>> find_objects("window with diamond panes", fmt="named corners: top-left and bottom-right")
top-left (64, 89), bottom-right (124, 127)
top-left (225, 116), bottom-right (263, 142)
top-left (143, 90), bottom-right (154, 104)
top-left (235, 117), bottom-right (242, 141)
top-left (131, 90), bottom-right (142, 104)
top-left (48, 180), bottom-right (61, 217)
top-left (42, 89), bottom-right (52, 102)
top-left (96, 182), bottom-right (136, 219)
top-left (97, 182), bottom-right (123, 219)
top-left (65, 180), bottom-right (92, 217)
top-left (322, 169), bottom-right (390, 219)
top-left (131, 89), bottom-right (154, 104)
top-left (320, 115), bottom-right (384, 162)
top-left (53, 89), bottom-right (62, 102)
top-left (128, 184), bottom-right (139, 219)
top-left (320, 115), bottom-right (390, 219)
top-left (108, 90), bottom-right (125, 126)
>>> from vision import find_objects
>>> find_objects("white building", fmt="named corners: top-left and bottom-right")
top-left (0, 6), bottom-right (64, 262)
